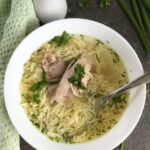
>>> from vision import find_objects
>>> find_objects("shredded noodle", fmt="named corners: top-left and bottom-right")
top-left (20, 34), bottom-right (129, 143)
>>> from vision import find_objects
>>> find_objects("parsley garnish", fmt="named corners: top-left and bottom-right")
top-left (68, 64), bottom-right (85, 89)
top-left (50, 31), bottom-right (71, 46)
top-left (32, 93), bottom-right (41, 104)
top-left (30, 81), bottom-right (47, 92)
top-left (30, 80), bottom-right (48, 103)
top-left (112, 93), bottom-right (127, 108)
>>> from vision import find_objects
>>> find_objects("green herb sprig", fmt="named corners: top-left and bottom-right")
top-left (68, 64), bottom-right (85, 89)
top-left (30, 80), bottom-right (47, 92)
top-left (50, 31), bottom-right (71, 46)
top-left (30, 72), bottom-right (48, 104)
top-left (30, 80), bottom-right (47, 103)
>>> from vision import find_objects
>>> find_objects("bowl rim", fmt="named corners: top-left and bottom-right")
top-left (4, 18), bottom-right (146, 150)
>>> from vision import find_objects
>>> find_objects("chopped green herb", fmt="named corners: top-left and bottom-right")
top-left (80, 34), bottom-right (84, 39)
top-left (120, 105), bottom-right (124, 109)
top-left (113, 59), bottom-right (117, 63)
top-left (119, 80), bottom-right (124, 86)
top-left (68, 64), bottom-right (85, 89)
top-left (95, 54), bottom-right (101, 63)
top-left (75, 64), bottom-right (84, 77)
top-left (55, 137), bottom-right (61, 142)
top-left (99, 0), bottom-right (111, 9)
top-left (50, 31), bottom-right (71, 46)
top-left (37, 48), bottom-right (42, 52)
top-left (34, 122), bottom-right (40, 128)
top-left (113, 95), bottom-right (122, 103)
top-left (21, 93), bottom-right (31, 100)
top-left (121, 72), bottom-right (126, 77)
top-left (108, 48), bottom-right (120, 63)
top-left (107, 103), bottom-right (113, 108)
top-left (62, 132), bottom-right (73, 143)
top-left (96, 39), bottom-right (104, 46)
top-left (88, 136), bottom-right (92, 139)
top-left (78, 0), bottom-right (91, 9)
top-left (94, 93), bottom-right (102, 98)
top-left (30, 79), bottom-right (48, 104)
top-left (113, 52), bottom-right (120, 62)
top-left (112, 93), bottom-right (127, 107)
top-left (107, 126), bottom-right (111, 130)
top-left (33, 93), bottom-right (40, 103)
top-left (30, 80), bottom-right (47, 92)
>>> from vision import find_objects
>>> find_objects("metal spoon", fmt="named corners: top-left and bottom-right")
top-left (101, 71), bottom-right (150, 102)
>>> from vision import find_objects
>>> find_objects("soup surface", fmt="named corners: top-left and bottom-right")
top-left (20, 32), bottom-right (129, 143)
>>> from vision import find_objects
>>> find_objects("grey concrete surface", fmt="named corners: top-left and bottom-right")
top-left (20, 0), bottom-right (150, 149)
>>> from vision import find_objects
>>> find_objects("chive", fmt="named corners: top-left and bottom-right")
top-left (119, 143), bottom-right (124, 150)
top-left (131, 0), bottom-right (147, 38)
top-left (142, 0), bottom-right (150, 10)
top-left (147, 9), bottom-right (150, 22)
top-left (117, 0), bottom-right (150, 53)
top-left (131, 0), bottom-right (150, 44)
top-left (139, 1), bottom-right (150, 36)
top-left (50, 31), bottom-right (71, 46)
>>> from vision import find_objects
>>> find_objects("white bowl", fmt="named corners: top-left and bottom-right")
top-left (4, 18), bottom-right (146, 150)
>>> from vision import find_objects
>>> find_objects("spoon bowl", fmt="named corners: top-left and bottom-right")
top-left (101, 71), bottom-right (150, 102)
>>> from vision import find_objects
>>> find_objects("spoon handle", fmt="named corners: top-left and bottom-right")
top-left (102, 71), bottom-right (150, 101)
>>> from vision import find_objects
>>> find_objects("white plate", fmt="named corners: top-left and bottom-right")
top-left (4, 18), bottom-right (146, 150)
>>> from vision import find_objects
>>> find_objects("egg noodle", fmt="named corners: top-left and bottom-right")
top-left (20, 34), bottom-right (129, 143)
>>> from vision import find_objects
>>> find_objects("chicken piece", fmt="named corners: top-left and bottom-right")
top-left (42, 53), bottom-right (56, 72)
top-left (78, 55), bottom-right (95, 87)
top-left (70, 55), bottom-right (96, 96)
top-left (42, 53), bottom-right (66, 82)
top-left (54, 55), bottom-right (96, 103)
top-left (46, 84), bottom-right (58, 97)
top-left (53, 61), bottom-right (75, 102)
